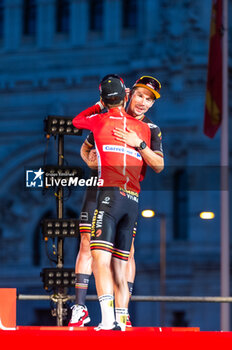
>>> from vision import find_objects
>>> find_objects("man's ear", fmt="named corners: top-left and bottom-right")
top-left (151, 99), bottom-right (155, 106)
top-left (123, 95), bottom-right (128, 108)
top-left (100, 98), bottom-right (106, 107)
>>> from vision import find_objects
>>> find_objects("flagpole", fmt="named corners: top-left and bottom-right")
top-left (220, 0), bottom-right (230, 331)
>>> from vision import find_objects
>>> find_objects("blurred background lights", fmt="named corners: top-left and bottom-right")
top-left (141, 209), bottom-right (155, 218)
top-left (199, 211), bottom-right (215, 220)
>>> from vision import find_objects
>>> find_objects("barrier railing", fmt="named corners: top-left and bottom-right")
top-left (17, 294), bottom-right (232, 303)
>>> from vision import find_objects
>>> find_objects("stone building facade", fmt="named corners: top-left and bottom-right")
top-left (0, 0), bottom-right (231, 330)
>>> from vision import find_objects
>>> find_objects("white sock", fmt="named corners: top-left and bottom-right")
top-left (115, 307), bottom-right (128, 331)
top-left (99, 294), bottom-right (115, 329)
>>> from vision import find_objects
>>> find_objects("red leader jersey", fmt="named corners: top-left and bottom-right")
top-left (73, 104), bottom-right (151, 193)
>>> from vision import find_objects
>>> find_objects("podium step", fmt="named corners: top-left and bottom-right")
top-left (1, 326), bottom-right (232, 350)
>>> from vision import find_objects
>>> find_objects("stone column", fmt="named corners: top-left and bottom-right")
top-left (143, 0), bottom-right (160, 41)
top-left (70, 0), bottom-right (88, 46)
top-left (37, 0), bottom-right (55, 48)
top-left (104, 0), bottom-right (120, 44)
top-left (4, 0), bottom-right (22, 51)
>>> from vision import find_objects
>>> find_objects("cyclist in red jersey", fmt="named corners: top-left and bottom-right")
top-left (73, 76), bottom-right (152, 331)
top-left (69, 76), bottom-right (164, 329)
top-left (73, 103), bottom-right (151, 193)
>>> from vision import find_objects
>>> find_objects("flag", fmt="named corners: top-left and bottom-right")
top-left (204, 0), bottom-right (223, 138)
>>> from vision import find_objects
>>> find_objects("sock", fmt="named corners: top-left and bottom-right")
top-left (127, 281), bottom-right (134, 298)
top-left (75, 273), bottom-right (90, 306)
top-left (99, 294), bottom-right (115, 328)
top-left (115, 307), bottom-right (128, 331)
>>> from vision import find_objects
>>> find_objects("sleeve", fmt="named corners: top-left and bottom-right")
top-left (150, 126), bottom-right (164, 157)
top-left (86, 132), bottom-right (95, 147)
top-left (139, 123), bottom-right (151, 182)
top-left (72, 104), bottom-right (101, 131)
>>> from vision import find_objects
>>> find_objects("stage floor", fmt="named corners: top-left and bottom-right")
top-left (1, 326), bottom-right (232, 350)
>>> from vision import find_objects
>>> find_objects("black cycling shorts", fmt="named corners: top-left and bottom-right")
top-left (79, 186), bottom-right (97, 235)
top-left (90, 187), bottom-right (139, 261)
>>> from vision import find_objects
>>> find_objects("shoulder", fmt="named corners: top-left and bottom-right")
top-left (142, 116), bottom-right (160, 130)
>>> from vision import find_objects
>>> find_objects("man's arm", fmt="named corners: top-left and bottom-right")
top-left (80, 140), bottom-right (98, 170)
top-left (113, 127), bottom-right (164, 173)
top-left (137, 146), bottom-right (164, 173)
top-left (72, 102), bottom-right (103, 130)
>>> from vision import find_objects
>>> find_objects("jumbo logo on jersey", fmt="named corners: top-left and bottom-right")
top-left (96, 229), bottom-right (102, 237)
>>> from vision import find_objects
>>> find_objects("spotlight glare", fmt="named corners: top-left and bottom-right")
top-left (141, 210), bottom-right (155, 218)
top-left (199, 211), bottom-right (215, 220)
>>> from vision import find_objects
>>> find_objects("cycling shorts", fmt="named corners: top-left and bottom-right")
top-left (90, 187), bottom-right (138, 261)
top-left (79, 176), bottom-right (98, 235)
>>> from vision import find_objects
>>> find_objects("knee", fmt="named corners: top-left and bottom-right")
top-left (79, 234), bottom-right (91, 257)
top-left (91, 251), bottom-right (111, 271)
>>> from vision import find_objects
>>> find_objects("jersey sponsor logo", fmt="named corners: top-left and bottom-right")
top-left (91, 209), bottom-right (98, 236)
top-left (80, 211), bottom-right (88, 221)
top-left (119, 188), bottom-right (139, 197)
top-left (95, 229), bottom-right (102, 237)
top-left (147, 123), bottom-right (158, 129)
top-left (103, 145), bottom-right (142, 160)
top-left (126, 193), bottom-right (139, 203)
top-left (102, 196), bottom-right (110, 205)
top-left (120, 191), bottom-right (126, 197)
top-left (96, 210), bottom-right (104, 229)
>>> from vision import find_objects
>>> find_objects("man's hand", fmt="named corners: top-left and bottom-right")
top-left (113, 127), bottom-right (142, 148)
top-left (88, 149), bottom-right (98, 169)
top-left (80, 142), bottom-right (98, 169)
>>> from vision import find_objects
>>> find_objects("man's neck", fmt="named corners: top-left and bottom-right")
top-left (135, 114), bottom-right (144, 120)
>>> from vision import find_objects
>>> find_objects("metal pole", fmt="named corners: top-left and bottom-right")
top-left (17, 294), bottom-right (232, 303)
top-left (56, 135), bottom-right (65, 326)
top-left (220, 0), bottom-right (230, 332)
top-left (160, 214), bottom-right (166, 326)
top-left (57, 135), bottom-right (64, 267)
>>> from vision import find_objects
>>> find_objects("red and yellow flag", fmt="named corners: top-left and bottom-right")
top-left (204, 0), bottom-right (223, 138)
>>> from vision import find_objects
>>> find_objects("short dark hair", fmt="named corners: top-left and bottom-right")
top-left (104, 99), bottom-right (125, 109)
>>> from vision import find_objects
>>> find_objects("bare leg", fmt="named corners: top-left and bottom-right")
top-left (92, 249), bottom-right (115, 328)
top-left (91, 250), bottom-right (114, 295)
top-left (126, 238), bottom-right (136, 284)
top-left (75, 233), bottom-right (92, 275)
top-left (112, 257), bottom-right (129, 308)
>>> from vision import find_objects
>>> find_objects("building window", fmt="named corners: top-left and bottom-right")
top-left (56, 0), bottom-right (70, 33)
top-left (23, 0), bottom-right (37, 36)
top-left (122, 0), bottom-right (137, 29)
top-left (173, 169), bottom-right (188, 240)
top-left (89, 0), bottom-right (103, 31)
top-left (0, 0), bottom-right (3, 38)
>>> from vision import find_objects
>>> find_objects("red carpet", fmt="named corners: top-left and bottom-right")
top-left (1, 326), bottom-right (232, 350)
